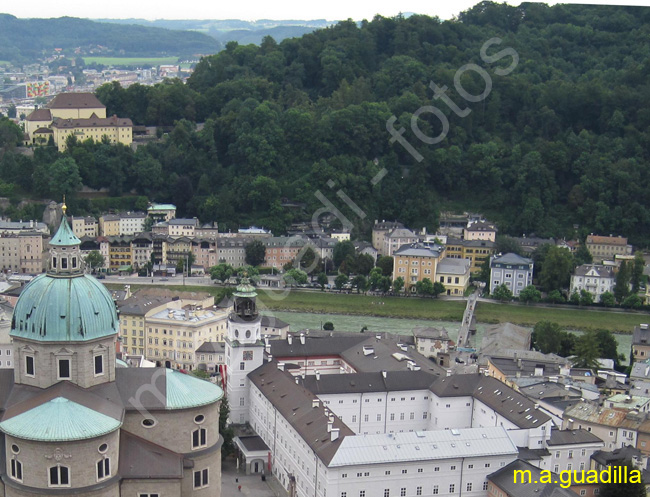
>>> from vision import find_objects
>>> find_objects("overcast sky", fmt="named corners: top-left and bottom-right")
top-left (3, 0), bottom-right (650, 21)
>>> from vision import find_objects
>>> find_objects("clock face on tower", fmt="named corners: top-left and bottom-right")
top-left (243, 351), bottom-right (253, 361)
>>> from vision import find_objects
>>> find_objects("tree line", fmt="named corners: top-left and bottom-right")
top-left (2, 3), bottom-right (650, 244)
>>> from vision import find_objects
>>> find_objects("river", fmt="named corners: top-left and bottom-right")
top-left (263, 310), bottom-right (633, 365)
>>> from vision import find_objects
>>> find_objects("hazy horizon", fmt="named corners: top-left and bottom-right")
top-left (4, 0), bottom-right (648, 23)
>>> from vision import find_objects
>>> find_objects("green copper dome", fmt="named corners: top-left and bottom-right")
top-left (0, 397), bottom-right (121, 441)
top-left (10, 273), bottom-right (118, 342)
top-left (234, 277), bottom-right (257, 298)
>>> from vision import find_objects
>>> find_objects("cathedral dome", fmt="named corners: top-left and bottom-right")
top-left (10, 273), bottom-right (118, 342)
top-left (10, 213), bottom-right (118, 343)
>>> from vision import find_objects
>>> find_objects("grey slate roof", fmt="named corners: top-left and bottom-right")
top-left (591, 446), bottom-right (644, 466)
top-left (301, 370), bottom-right (437, 395)
top-left (573, 264), bottom-right (614, 278)
top-left (480, 322), bottom-right (532, 357)
top-left (430, 375), bottom-right (552, 429)
top-left (247, 361), bottom-right (354, 465)
top-left (238, 435), bottom-right (270, 452)
top-left (394, 242), bottom-right (443, 258)
top-left (261, 315), bottom-right (289, 329)
top-left (373, 221), bottom-right (404, 231)
top-left (491, 252), bottom-right (533, 267)
top-left (488, 356), bottom-right (567, 378)
top-left (548, 428), bottom-right (603, 446)
top-left (269, 334), bottom-right (368, 358)
top-left (119, 430), bottom-right (184, 479)
top-left (196, 341), bottom-right (225, 354)
top-left (437, 258), bottom-right (470, 274)
top-left (412, 327), bottom-right (450, 340)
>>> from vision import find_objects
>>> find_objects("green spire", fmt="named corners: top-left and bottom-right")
top-left (50, 216), bottom-right (81, 247)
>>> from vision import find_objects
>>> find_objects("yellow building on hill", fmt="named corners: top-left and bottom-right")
top-left (24, 92), bottom-right (132, 151)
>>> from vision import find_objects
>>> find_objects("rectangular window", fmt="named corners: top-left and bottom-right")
top-left (400, 489), bottom-right (406, 497)
top-left (58, 359), bottom-right (70, 379)
top-left (467, 483), bottom-right (472, 491)
top-left (384, 490), bottom-right (390, 497)
top-left (193, 468), bottom-right (209, 489)
top-left (25, 355), bottom-right (34, 376)
top-left (94, 355), bottom-right (104, 376)
top-left (240, 362), bottom-right (245, 370)
top-left (449, 484), bottom-right (455, 493)
top-left (433, 486), bottom-right (439, 494)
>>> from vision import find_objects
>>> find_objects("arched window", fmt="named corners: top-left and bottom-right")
top-left (49, 465), bottom-right (70, 487)
top-left (192, 427), bottom-right (207, 449)
top-left (96, 457), bottom-right (110, 481)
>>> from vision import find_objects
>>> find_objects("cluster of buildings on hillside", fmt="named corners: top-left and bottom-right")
top-left (23, 92), bottom-right (133, 151)
top-left (1, 215), bottom-right (650, 497)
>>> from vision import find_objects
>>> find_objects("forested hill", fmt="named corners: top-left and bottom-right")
top-left (0, 14), bottom-right (219, 62)
top-left (3, 2), bottom-right (650, 244)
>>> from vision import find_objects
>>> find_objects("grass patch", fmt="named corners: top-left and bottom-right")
top-left (475, 303), bottom-right (643, 332)
top-left (83, 56), bottom-right (179, 66)
top-left (257, 291), bottom-right (466, 321)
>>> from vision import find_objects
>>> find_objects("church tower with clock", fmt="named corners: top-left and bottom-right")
top-left (225, 278), bottom-right (264, 424)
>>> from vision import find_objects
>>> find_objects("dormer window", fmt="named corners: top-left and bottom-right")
top-left (52, 257), bottom-right (57, 268)
top-left (61, 258), bottom-right (68, 269)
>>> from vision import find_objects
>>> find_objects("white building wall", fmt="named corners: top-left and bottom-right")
top-left (318, 390), bottom-right (430, 435)
top-left (226, 339), bottom-right (264, 424)
top-left (321, 448), bottom-right (515, 497)
top-left (548, 442), bottom-right (604, 473)
top-left (428, 394), bottom-right (474, 430)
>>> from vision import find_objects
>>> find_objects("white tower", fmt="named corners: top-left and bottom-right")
top-left (225, 278), bottom-right (263, 424)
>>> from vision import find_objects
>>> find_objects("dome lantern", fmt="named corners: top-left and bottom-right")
top-left (48, 212), bottom-right (83, 277)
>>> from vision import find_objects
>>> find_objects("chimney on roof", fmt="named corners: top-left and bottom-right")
top-left (382, 371), bottom-right (387, 379)
top-left (340, 367), bottom-right (345, 374)
top-left (331, 428), bottom-right (340, 441)
top-left (267, 354), bottom-right (273, 363)
top-left (288, 335), bottom-right (293, 345)
top-left (277, 362), bottom-right (285, 371)
top-left (312, 398), bottom-right (319, 408)
top-left (300, 333), bottom-right (305, 345)
top-left (315, 370), bottom-right (320, 381)
top-left (295, 376), bottom-right (299, 384)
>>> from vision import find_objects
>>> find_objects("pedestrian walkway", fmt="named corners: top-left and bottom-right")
top-left (221, 457), bottom-right (288, 497)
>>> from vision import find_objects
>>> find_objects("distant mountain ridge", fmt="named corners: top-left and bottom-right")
top-left (0, 14), bottom-right (220, 63)
top-left (94, 18), bottom-right (336, 45)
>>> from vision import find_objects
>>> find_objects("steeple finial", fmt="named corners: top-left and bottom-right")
top-left (62, 195), bottom-right (67, 216)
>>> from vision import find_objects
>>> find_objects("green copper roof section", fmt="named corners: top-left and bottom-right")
top-left (50, 216), bottom-right (81, 246)
top-left (234, 277), bottom-right (257, 298)
top-left (165, 369), bottom-right (223, 409)
top-left (10, 274), bottom-right (118, 342)
top-left (0, 397), bottom-right (121, 441)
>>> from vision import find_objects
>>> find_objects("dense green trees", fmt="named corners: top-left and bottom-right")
top-left (4, 4), bottom-right (650, 245)
top-left (244, 240), bottom-right (266, 267)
